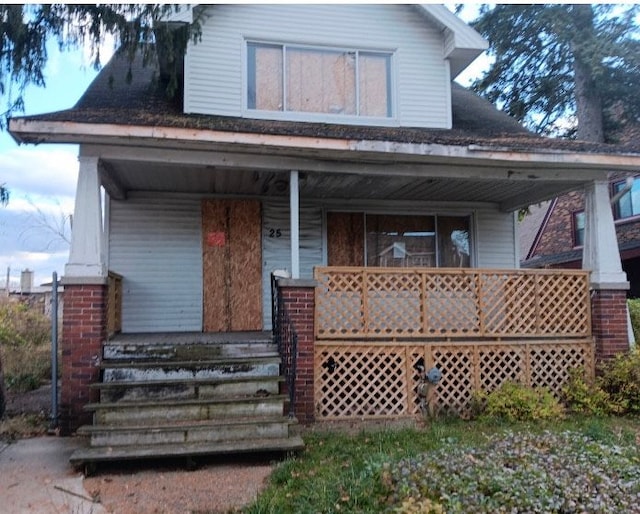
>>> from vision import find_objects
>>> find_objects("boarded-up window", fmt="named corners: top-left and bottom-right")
top-left (248, 43), bottom-right (283, 111)
top-left (359, 53), bottom-right (391, 117)
top-left (247, 42), bottom-right (392, 117)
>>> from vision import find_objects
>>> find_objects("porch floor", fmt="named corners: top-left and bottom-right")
top-left (107, 331), bottom-right (273, 345)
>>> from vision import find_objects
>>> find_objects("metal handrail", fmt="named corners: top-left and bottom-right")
top-left (271, 273), bottom-right (298, 419)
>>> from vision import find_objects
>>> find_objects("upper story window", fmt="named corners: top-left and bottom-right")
top-left (613, 178), bottom-right (640, 220)
top-left (247, 42), bottom-right (392, 118)
top-left (573, 211), bottom-right (585, 247)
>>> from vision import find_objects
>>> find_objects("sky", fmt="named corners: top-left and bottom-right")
top-left (0, 39), bottom-right (115, 290)
top-left (0, 4), bottom-right (486, 291)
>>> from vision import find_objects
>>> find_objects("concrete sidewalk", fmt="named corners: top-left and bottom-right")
top-left (0, 436), bottom-right (106, 514)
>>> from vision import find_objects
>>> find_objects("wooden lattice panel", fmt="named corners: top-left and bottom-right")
top-left (315, 267), bottom-right (591, 340)
top-left (366, 271), bottom-right (422, 336)
top-left (424, 274), bottom-right (480, 335)
top-left (477, 346), bottom-right (527, 393)
top-left (315, 270), bottom-right (365, 336)
top-left (529, 342), bottom-right (595, 396)
top-left (536, 275), bottom-right (591, 336)
top-left (480, 274), bottom-right (537, 335)
top-left (429, 346), bottom-right (475, 417)
top-left (315, 340), bottom-right (595, 420)
top-left (314, 345), bottom-right (410, 418)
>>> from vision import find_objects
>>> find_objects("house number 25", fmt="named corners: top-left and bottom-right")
top-left (268, 228), bottom-right (282, 238)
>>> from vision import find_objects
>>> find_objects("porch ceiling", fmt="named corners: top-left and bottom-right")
top-left (100, 157), bottom-right (587, 212)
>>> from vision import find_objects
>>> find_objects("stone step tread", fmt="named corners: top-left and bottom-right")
top-left (100, 355), bottom-right (280, 369)
top-left (69, 436), bottom-right (305, 466)
top-left (103, 348), bottom-right (280, 361)
top-left (77, 415), bottom-right (298, 434)
top-left (90, 375), bottom-right (284, 389)
top-left (106, 332), bottom-right (273, 346)
top-left (84, 393), bottom-right (287, 411)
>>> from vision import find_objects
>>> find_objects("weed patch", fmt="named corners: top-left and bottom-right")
top-left (0, 298), bottom-right (51, 393)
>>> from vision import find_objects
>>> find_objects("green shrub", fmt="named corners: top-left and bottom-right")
top-left (473, 381), bottom-right (564, 422)
top-left (0, 299), bottom-right (51, 393)
top-left (561, 367), bottom-right (616, 416)
top-left (598, 348), bottom-right (640, 415)
top-left (627, 299), bottom-right (640, 344)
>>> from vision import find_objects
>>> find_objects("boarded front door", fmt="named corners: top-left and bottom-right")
top-left (202, 199), bottom-right (262, 331)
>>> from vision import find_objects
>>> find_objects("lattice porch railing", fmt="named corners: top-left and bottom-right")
top-left (314, 339), bottom-right (595, 419)
top-left (314, 267), bottom-right (591, 339)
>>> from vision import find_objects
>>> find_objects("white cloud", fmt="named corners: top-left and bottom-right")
top-left (0, 146), bottom-right (78, 198)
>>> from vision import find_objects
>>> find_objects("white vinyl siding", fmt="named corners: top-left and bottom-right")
top-left (475, 210), bottom-right (517, 268)
top-left (262, 199), bottom-right (323, 330)
top-left (109, 193), bottom-right (203, 333)
top-left (184, 4), bottom-right (451, 128)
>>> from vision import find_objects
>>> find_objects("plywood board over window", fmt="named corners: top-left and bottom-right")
top-left (327, 212), bottom-right (365, 266)
top-left (202, 199), bottom-right (262, 332)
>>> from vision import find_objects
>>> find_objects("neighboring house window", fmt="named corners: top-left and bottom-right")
top-left (613, 178), bottom-right (640, 219)
top-left (573, 211), bottom-right (585, 247)
top-left (365, 214), bottom-right (471, 267)
top-left (247, 42), bottom-right (392, 118)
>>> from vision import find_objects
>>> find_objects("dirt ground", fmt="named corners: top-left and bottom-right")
top-left (3, 384), bottom-right (277, 513)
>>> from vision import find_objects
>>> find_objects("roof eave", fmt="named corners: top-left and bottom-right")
top-left (9, 117), bottom-right (640, 174)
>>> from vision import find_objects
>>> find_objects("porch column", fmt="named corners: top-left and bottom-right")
top-left (60, 156), bottom-right (107, 434)
top-left (290, 170), bottom-right (300, 279)
top-left (66, 156), bottom-right (106, 279)
top-left (583, 179), bottom-right (630, 360)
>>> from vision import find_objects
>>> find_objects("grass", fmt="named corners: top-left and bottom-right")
top-left (245, 416), bottom-right (640, 513)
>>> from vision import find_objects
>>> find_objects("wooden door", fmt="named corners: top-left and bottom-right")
top-left (202, 199), bottom-right (262, 331)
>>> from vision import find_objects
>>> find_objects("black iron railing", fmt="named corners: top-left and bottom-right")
top-left (271, 273), bottom-right (298, 419)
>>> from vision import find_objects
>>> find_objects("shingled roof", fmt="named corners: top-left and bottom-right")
top-left (11, 49), bottom-right (640, 156)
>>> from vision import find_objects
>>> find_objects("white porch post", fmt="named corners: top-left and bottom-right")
top-left (290, 170), bottom-right (300, 279)
top-left (65, 156), bottom-right (106, 280)
top-left (582, 179), bottom-right (628, 288)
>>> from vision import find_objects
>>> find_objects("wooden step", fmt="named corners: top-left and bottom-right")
top-left (92, 376), bottom-right (283, 403)
top-left (86, 394), bottom-right (288, 425)
top-left (77, 416), bottom-right (297, 447)
top-left (70, 435), bottom-right (305, 468)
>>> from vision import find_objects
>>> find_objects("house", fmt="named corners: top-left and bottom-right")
top-left (521, 172), bottom-right (640, 298)
top-left (8, 4), bottom-right (640, 465)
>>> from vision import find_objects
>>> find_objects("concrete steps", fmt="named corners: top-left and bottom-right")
top-left (70, 333), bottom-right (303, 468)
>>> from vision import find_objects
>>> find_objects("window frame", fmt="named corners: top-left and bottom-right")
top-left (572, 210), bottom-right (585, 248)
top-left (612, 177), bottom-right (640, 221)
top-left (362, 212), bottom-right (473, 268)
top-left (244, 40), bottom-right (396, 124)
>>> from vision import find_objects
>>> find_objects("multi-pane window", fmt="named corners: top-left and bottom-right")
top-left (613, 179), bottom-right (640, 219)
top-left (247, 42), bottom-right (392, 118)
top-left (365, 214), bottom-right (471, 268)
top-left (573, 211), bottom-right (585, 247)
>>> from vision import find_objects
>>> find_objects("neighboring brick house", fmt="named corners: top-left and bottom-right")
top-left (521, 171), bottom-right (640, 298)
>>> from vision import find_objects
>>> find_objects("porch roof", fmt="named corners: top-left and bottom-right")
top-left (9, 51), bottom-right (640, 212)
